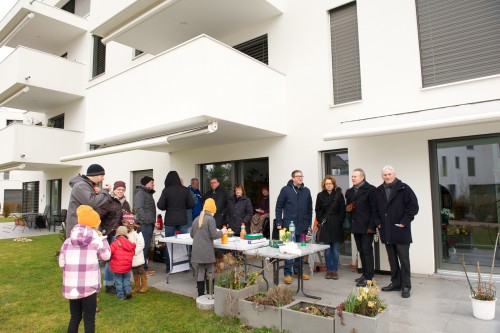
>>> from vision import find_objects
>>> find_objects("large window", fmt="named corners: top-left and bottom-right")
top-left (432, 135), bottom-right (500, 273)
top-left (329, 2), bottom-right (362, 105)
top-left (200, 158), bottom-right (268, 208)
top-left (22, 181), bottom-right (39, 213)
top-left (416, 0), bottom-right (500, 87)
top-left (47, 179), bottom-right (62, 217)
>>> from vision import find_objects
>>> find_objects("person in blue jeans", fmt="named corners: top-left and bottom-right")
top-left (110, 226), bottom-right (136, 300)
top-left (275, 170), bottom-right (313, 284)
top-left (315, 175), bottom-right (346, 280)
top-left (157, 171), bottom-right (195, 272)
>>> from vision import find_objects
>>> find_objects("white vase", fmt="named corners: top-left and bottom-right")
top-left (470, 295), bottom-right (497, 320)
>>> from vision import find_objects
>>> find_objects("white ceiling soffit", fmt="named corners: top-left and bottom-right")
top-left (91, 0), bottom-right (283, 55)
top-left (0, 1), bottom-right (87, 53)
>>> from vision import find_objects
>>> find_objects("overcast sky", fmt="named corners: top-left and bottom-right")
top-left (0, 0), bottom-right (19, 62)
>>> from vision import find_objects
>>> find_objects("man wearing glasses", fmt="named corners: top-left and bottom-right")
top-left (275, 170), bottom-right (313, 284)
top-left (201, 178), bottom-right (228, 228)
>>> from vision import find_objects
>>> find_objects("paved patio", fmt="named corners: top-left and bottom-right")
top-left (2, 222), bottom-right (499, 332)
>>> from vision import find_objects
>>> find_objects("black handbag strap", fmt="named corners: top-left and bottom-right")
top-left (319, 188), bottom-right (341, 224)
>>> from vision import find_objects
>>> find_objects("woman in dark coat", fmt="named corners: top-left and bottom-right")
top-left (157, 171), bottom-right (195, 272)
top-left (315, 175), bottom-right (346, 280)
top-left (225, 184), bottom-right (253, 236)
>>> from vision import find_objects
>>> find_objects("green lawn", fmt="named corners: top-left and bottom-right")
top-left (0, 234), bottom-right (277, 333)
top-left (0, 217), bottom-right (15, 223)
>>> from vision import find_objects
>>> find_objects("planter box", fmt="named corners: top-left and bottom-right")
top-left (335, 308), bottom-right (389, 333)
top-left (237, 298), bottom-right (282, 331)
top-left (214, 284), bottom-right (258, 317)
top-left (282, 300), bottom-right (335, 333)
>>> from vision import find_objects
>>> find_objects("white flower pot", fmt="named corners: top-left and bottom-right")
top-left (470, 295), bottom-right (496, 320)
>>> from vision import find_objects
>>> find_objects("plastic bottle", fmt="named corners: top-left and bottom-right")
top-left (240, 222), bottom-right (247, 239)
top-left (289, 220), bottom-right (296, 243)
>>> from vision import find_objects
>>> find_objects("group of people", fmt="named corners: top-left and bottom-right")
top-left (59, 164), bottom-right (158, 333)
top-left (57, 163), bottom-right (418, 332)
top-left (275, 167), bottom-right (419, 302)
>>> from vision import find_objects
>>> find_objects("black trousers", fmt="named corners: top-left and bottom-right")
top-left (68, 292), bottom-right (97, 333)
top-left (354, 233), bottom-right (375, 280)
top-left (385, 243), bottom-right (411, 288)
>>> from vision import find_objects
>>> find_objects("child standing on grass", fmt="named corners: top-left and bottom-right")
top-left (190, 198), bottom-right (227, 297)
top-left (122, 213), bottom-right (147, 293)
top-left (59, 205), bottom-right (111, 333)
top-left (110, 226), bottom-right (136, 300)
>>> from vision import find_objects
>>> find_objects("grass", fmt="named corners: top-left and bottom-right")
top-left (0, 217), bottom-right (15, 222)
top-left (0, 234), bottom-right (278, 333)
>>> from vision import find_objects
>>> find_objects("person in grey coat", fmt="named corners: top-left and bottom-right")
top-left (134, 176), bottom-right (156, 272)
top-left (66, 164), bottom-right (111, 238)
top-left (190, 198), bottom-right (227, 297)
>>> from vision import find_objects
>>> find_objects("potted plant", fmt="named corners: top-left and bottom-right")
top-left (461, 232), bottom-right (499, 320)
top-left (213, 252), bottom-right (260, 317)
top-left (335, 279), bottom-right (389, 333)
top-left (238, 284), bottom-right (295, 331)
top-left (14, 215), bottom-right (27, 226)
top-left (282, 300), bottom-right (335, 333)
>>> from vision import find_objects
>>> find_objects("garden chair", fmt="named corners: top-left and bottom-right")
top-left (50, 209), bottom-right (67, 232)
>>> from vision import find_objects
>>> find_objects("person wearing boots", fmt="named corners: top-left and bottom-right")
top-left (190, 199), bottom-right (227, 297)
top-left (122, 213), bottom-right (147, 293)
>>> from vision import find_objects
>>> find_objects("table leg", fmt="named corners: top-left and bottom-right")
top-left (166, 243), bottom-right (173, 283)
top-left (297, 256), bottom-right (321, 300)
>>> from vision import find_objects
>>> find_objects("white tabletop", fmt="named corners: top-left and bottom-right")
top-left (246, 243), bottom-right (330, 260)
top-left (157, 235), bottom-right (270, 251)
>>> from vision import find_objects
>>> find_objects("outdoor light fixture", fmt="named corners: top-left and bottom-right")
top-left (0, 86), bottom-right (30, 107)
top-left (59, 122), bottom-right (218, 162)
top-left (0, 13), bottom-right (34, 48)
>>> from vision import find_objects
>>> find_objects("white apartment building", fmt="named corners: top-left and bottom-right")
top-left (0, 0), bottom-right (499, 276)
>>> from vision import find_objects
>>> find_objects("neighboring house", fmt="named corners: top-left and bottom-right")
top-left (0, 0), bottom-right (499, 275)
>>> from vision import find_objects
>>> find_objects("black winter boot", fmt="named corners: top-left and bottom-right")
top-left (197, 281), bottom-right (205, 297)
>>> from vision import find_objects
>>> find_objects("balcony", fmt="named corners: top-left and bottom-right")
top-left (85, 35), bottom-right (286, 151)
top-left (0, 47), bottom-right (85, 111)
top-left (0, 123), bottom-right (85, 172)
top-left (91, 0), bottom-right (283, 55)
top-left (0, 0), bottom-right (87, 55)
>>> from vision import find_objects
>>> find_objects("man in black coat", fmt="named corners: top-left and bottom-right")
top-left (345, 168), bottom-right (376, 287)
top-left (201, 178), bottom-right (228, 228)
top-left (373, 165), bottom-right (419, 298)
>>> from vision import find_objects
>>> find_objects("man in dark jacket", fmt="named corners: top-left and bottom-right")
top-left (275, 170), bottom-right (312, 284)
top-left (373, 165), bottom-right (419, 298)
top-left (134, 176), bottom-right (156, 273)
top-left (345, 168), bottom-right (376, 287)
top-left (201, 178), bottom-right (228, 228)
top-left (157, 171), bottom-right (195, 272)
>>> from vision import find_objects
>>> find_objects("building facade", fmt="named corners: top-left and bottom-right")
top-left (0, 0), bottom-right (499, 275)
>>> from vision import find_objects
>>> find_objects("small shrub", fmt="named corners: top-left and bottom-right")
top-left (3, 202), bottom-right (12, 218)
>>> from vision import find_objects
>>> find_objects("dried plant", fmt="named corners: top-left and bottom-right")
top-left (461, 232), bottom-right (499, 301)
top-left (247, 284), bottom-right (295, 307)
